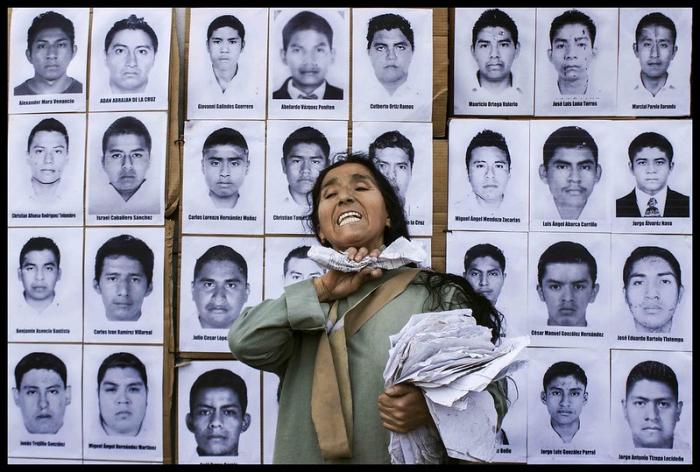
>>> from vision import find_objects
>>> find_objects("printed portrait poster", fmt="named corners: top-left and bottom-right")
top-left (610, 120), bottom-right (692, 235)
top-left (186, 8), bottom-right (268, 120)
top-left (352, 8), bottom-right (433, 122)
top-left (529, 120), bottom-right (612, 233)
top-left (83, 227), bottom-right (165, 344)
top-left (534, 8), bottom-right (618, 116)
top-left (7, 343), bottom-right (82, 460)
top-left (8, 227), bottom-right (83, 343)
top-left (446, 231), bottom-right (528, 339)
top-left (181, 120), bottom-right (265, 235)
top-left (448, 119), bottom-right (529, 232)
top-left (527, 347), bottom-right (611, 464)
top-left (86, 111), bottom-right (167, 226)
top-left (617, 8), bottom-right (692, 117)
top-left (611, 350), bottom-right (692, 464)
top-left (82, 344), bottom-right (163, 462)
top-left (611, 234), bottom-right (692, 352)
top-left (263, 236), bottom-right (323, 300)
top-left (352, 121), bottom-right (433, 236)
top-left (453, 8), bottom-right (535, 116)
top-left (262, 371), bottom-right (280, 464)
top-left (494, 350), bottom-right (527, 463)
top-left (7, 113), bottom-right (85, 227)
top-left (265, 120), bottom-right (348, 235)
top-left (178, 235), bottom-right (263, 353)
top-left (88, 8), bottom-right (172, 112)
top-left (177, 360), bottom-right (262, 464)
top-left (527, 232), bottom-right (611, 348)
top-left (267, 8), bottom-right (349, 120)
top-left (8, 8), bottom-right (89, 114)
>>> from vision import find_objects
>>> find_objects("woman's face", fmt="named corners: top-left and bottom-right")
top-left (316, 163), bottom-right (390, 252)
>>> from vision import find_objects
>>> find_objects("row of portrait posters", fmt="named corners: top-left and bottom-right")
top-left (447, 119), bottom-right (692, 234)
top-left (8, 8), bottom-right (172, 115)
top-left (453, 7), bottom-right (692, 116)
top-left (12, 346), bottom-right (687, 464)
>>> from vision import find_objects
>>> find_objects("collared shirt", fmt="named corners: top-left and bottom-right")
top-left (631, 73), bottom-right (681, 101)
top-left (538, 189), bottom-right (602, 221)
top-left (206, 65), bottom-right (245, 98)
top-left (90, 177), bottom-right (161, 215)
top-left (635, 186), bottom-right (668, 217)
top-left (468, 71), bottom-right (524, 100)
top-left (287, 80), bottom-right (327, 100)
top-left (555, 77), bottom-right (603, 98)
top-left (14, 295), bottom-right (63, 320)
top-left (455, 188), bottom-right (521, 219)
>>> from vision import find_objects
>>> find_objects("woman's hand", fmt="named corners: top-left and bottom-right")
top-left (377, 383), bottom-right (432, 433)
top-left (313, 247), bottom-right (383, 303)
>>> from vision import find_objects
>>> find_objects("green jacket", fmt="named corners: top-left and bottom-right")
top-left (229, 268), bottom-right (506, 464)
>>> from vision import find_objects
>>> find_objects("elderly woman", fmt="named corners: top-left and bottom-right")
top-left (229, 156), bottom-right (504, 463)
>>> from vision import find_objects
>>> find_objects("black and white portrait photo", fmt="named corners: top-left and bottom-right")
top-left (264, 120), bottom-right (348, 235)
top-left (611, 120), bottom-right (692, 235)
top-left (86, 111), bottom-right (166, 225)
top-left (267, 8), bottom-right (349, 120)
top-left (446, 231), bottom-right (528, 338)
top-left (448, 119), bottom-right (529, 232)
top-left (83, 227), bottom-right (164, 344)
top-left (7, 344), bottom-right (82, 460)
top-left (178, 235), bottom-right (263, 353)
top-left (186, 9), bottom-right (268, 120)
top-left (263, 236), bottom-right (325, 300)
top-left (453, 8), bottom-right (535, 116)
top-left (611, 350), bottom-right (691, 464)
top-left (528, 232), bottom-right (611, 347)
top-left (8, 8), bottom-right (88, 114)
top-left (611, 234), bottom-right (692, 351)
top-left (617, 8), bottom-right (691, 117)
top-left (88, 8), bottom-right (172, 112)
top-left (493, 351), bottom-right (527, 463)
top-left (7, 113), bottom-right (85, 227)
top-left (181, 120), bottom-right (265, 235)
top-left (177, 360), bottom-right (262, 464)
top-left (8, 227), bottom-right (83, 343)
top-left (352, 8), bottom-right (433, 122)
top-left (534, 8), bottom-right (618, 116)
top-left (82, 344), bottom-right (163, 462)
top-left (352, 121), bottom-right (433, 236)
top-left (529, 120), bottom-right (612, 232)
top-left (527, 348), bottom-right (610, 463)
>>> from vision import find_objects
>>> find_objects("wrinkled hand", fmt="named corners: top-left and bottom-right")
top-left (378, 383), bottom-right (432, 434)
top-left (313, 247), bottom-right (382, 303)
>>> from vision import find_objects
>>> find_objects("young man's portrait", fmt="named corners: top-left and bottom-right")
top-left (17, 236), bottom-right (62, 316)
top-left (97, 352), bottom-right (148, 436)
top-left (281, 126), bottom-right (329, 210)
top-left (617, 9), bottom-right (691, 115)
top-left (93, 234), bottom-right (154, 322)
top-left (23, 118), bottom-right (70, 204)
top-left (366, 13), bottom-right (414, 97)
top-left (200, 128), bottom-right (250, 210)
top-left (537, 125), bottom-right (602, 220)
top-left (616, 132), bottom-right (689, 218)
top-left (464, 130), bottom-right (512, 214)
top-left (453, 8), bottom-right (534, 116)
top-left (89, 9), bottom-right (171, 112)
top-left (463, 243), bottom-right (506, 305)
top-left (191, 245), bottom-right (250, 330)
top-left (368, 130), bottom-right (414, 208)
top-left (536, 241), bottom-right (599, 328)
top-left (186, 369), bottom-right (251, 456)
top-left (622, 246), bottom-right (684, 334)
top-left (13, 352), bottom-right (71, 435)
top-left (187, 9), bottom-right (267, 120)
top-left (540, 361), bottom-right (590, 444)
top-left (283, 245), bottom-right (325, 286)
top-left (547, 10), bottom-right (599, 96)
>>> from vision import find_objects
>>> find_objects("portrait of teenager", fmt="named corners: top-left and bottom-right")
top-left (229, 154), bottom-right (507, 463)
top-left (96, 352), bottom-right (148, 437)
top-left (16, 236), bottom-right (63, 316)
top-left (631, 12), bottom-right (679, 99)
top-left (103, 14), bottom-right (158, 94)
top-left (14, 11), bottom-right (83, 96)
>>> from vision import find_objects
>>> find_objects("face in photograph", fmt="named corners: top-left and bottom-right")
top-left (464, 256), bottom-right (505, 304)
top-left (541, 374), bottom-right (588, 429)
top-left (283, 248), bottom-right (324, 286)
top-left (547, 11), bottom-right (597, 94)
top-left (633, 15), bottom-right (677, 88)
top-left (624, 255), bottom-right (683, 333)
top-left (629, 147), bottom-right (673, 196)
top-left (28, 129), bottom-right (69, 187)
top-left (372, 147), bottom-right (411, 205)
top-left (202, 145), bottom-right (249, 207)
top-left (367, 14), bottom-right (414, 94)
top-left (94, 255), bottom-right (153, 321)
top-left (186, 372), bottom-right (251, 456)
top-left (102, 131), bottom-right (151, 202)
top-left (471, 10), bottom-right (520, 90)
top-left (282, 143), bottom-right (328, 206)
top-left (13, 355), bottom-right (71, 434)
top-left (192, 255), bottom-right (250, 329)
top-left (19, 245), bottom-right (61, 308)
top-left (281, 23), bottom-right (335, 94)
top-left (207, 19), bottom-right (245, 81)
top-left (623, 374), bottom-right (682, 448)
top-left (540, 146), bottom-right (601, 219)
top-left (538, 262), bottom-right (599, 327)
top-left (468, 146), bottom-right (510, 205)
top-left (104, 16), bottom-right (158, 93)
top-left (98, 366), bottom-right (148, 436)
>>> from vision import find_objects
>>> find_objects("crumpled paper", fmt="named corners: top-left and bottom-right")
top-left (308, 236), bottom-right (426, 272)
top-left (383, 308), bottom-right (528, 464)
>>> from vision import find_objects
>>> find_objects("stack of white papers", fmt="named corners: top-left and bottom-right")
top-left (308, 237), bottom-right (426, 272)
top-left (383, 308), bottom-right (528, 464)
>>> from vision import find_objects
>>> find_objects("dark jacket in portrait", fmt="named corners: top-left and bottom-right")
top-left (272, 77), bottom-right (343, 100)
top-left (616, 188), bottom-right (690, 218)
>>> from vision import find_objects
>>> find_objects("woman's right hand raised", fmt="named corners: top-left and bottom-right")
top-left (312, 247), bottom-right (383, 303)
